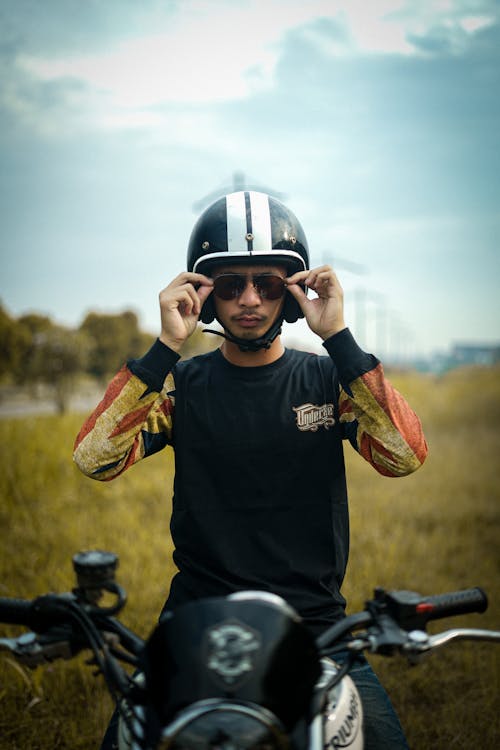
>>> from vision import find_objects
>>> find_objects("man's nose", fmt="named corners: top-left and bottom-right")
top-left (238, 279), bottom-right (261, 305)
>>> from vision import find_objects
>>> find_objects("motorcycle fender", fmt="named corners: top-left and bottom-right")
top-left (323, 670), bottom-right (363, 750)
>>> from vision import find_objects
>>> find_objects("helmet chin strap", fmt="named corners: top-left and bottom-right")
top-left (203, 316), bottom-right (283, 352)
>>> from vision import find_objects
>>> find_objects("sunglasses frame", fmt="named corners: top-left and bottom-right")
top-left (212, 273), bottom-right (287, 301)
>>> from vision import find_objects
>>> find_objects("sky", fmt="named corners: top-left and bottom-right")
top-left (1, 0), bottom-right (499, 360)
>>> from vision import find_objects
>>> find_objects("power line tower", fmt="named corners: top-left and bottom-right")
top-left (321, 251), bottom-right (366, 277)
top-left (193, 171), bottom-right (287, 212)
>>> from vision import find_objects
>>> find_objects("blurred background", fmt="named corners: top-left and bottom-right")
top-left (1, 0), bottom-right (499, 384)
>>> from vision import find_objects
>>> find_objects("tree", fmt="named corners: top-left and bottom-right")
top-left (17, 312), bottom-right (54, 336)
top-left (79, 310), bottom-right (155, 380)
top-left (0, 304), bottom-right (31, 380)
top-left (179, 324), bottom-right (220, 359)
top-left (21, 324), bottom-right (91, 413)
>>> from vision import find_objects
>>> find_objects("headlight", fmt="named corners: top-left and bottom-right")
top-left (158, 700), bottom-right (290, 750)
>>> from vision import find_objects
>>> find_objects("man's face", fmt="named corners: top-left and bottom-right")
top-left (211, 264), bottom-right (287, 341)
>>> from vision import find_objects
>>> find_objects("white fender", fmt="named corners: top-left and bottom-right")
top-left (320, 658), bottom-right (364, 750)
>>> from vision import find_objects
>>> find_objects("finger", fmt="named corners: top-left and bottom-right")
top-left (286, 269), bottom-right (310, 285)
top-left (197, 283), bottom-right (213, 307)
top-left (308, 271), bottom-right (333, 291)
top-left (161, 286), bottom-right (199, 316)
top-left (177, 289), bottom-right (199, 316)
top-left (185, 279), bottom-right (215, 316)
top-left (307, 270), bottom-right (342, 296)
top-left (175, 271), bottom-right (214, 286)
top-left (305, 268), bottom-right (331, 284)
top-left (193, 273), bottom-right (214, 288)
top-left (180, 275), bottom-right (213, 314)
top-left (287, 266), bottom-right (336, 289)
top-left (185, 284), bottom-right (209, 316)
top-left (306, 264), bottom-right (333, 276)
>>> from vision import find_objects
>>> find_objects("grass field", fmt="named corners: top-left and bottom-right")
top-left (0, 365), bottom-right (499, 749)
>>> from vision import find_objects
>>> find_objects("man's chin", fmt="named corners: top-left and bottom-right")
top-left (227, 321), bottom-right (268, 340)
top-left (226, 327), bottom-right (263, 341)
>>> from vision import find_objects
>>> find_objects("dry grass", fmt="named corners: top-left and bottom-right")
top-left (342, 366), bottom-right (500, 748)
top-left (0, 365), bottom-right (499, 748)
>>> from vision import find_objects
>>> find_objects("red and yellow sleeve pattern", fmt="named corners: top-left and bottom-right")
top-left (324, 329), bottom-right (428, 477)
top-left (73, 365), bottom-right (175, 482)
top-left (338, 364), bottom-right (428, 476)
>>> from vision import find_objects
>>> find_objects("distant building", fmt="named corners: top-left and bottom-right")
top-left (451, 343), bottom-right (500, 367)
top-left (410, 342), bottom-right (500, 374)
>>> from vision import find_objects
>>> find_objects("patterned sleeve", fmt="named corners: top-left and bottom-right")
top-left (73, 341), bottom-right (179, 481)
top-left (338, 364), bottom-right (428, 476)
top-left (324, 329), bottom-right (428, 477)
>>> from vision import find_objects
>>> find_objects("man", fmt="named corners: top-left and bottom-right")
top-left (74, 190), bottom-right (427, 749)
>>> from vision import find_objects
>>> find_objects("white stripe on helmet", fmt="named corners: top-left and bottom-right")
top-left (192, 249), bottom-right (306, 273)
top-left (226, 191), bottom-right (273, 254)
top-left (225, 191), bottom-right (248, 253)
top-left (248, 191), bottom-right (272, 251)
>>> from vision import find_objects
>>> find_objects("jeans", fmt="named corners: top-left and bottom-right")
top-left (331, 650), bottom-right (409, 750)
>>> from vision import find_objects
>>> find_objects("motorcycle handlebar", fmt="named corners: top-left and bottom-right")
top-left (0, 593), bottom-right (144, 662)
top-left (418, 587), bottom-right (488, 621)
top-left (0, 594), bottom-right (86, 632)
top-left (380, 586), bottom-right (488, 631)
top-left (0, 568), bottom-right (492, 666)
top-left (317, 586), bottom-right (491, 655)
top-left (0, 597), bottom-right (34, 626)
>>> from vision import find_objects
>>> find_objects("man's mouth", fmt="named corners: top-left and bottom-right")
top-left (234, 315), bottom-right (264, 328)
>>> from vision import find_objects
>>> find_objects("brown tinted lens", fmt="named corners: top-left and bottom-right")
top-left (213, 275), bottom-right (245, 300)
top-left (213, 274), bottom-right (286, 300)
top-left (254, 275), bottom-right (286, 299)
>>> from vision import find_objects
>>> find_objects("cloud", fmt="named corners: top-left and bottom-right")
top-left (3, 0), bottom-right (498, 141)
top-left (407, 20), bottom-right (486, 55)
top-left (0, 0), bottom-right (176, 56)
top-left (17, 33), bottom-right (274, 109)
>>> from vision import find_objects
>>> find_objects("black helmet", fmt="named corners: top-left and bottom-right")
top-left (187, 190), bottom-right (309, 325)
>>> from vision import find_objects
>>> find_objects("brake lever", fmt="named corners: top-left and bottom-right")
top-left (0, 631), bottom-right (73, 668)
top-left (363, 613), bottom-right (409, 656)
top-left (402, 627), bottom-right (500, 664)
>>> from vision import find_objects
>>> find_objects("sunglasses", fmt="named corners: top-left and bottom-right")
top-left (212, 273), bottom-right (287, 301)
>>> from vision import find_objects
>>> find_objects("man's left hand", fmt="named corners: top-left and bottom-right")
top-left (286, 265), bottom-right (347, 341)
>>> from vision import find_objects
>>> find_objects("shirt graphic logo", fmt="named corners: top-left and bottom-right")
top-left (293, 403), bottom-right (335, 432)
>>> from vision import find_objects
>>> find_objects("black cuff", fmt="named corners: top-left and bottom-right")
top-left (322, 328), bottom-right (379, 389)
top-left (128, 339), bottom-right (180, 393)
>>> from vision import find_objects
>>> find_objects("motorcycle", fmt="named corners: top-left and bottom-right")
top-left (1, 550), bottom-right (499, 750)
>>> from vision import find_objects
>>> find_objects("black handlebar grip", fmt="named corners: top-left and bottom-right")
top-left (0, 594), bottom-right (73, 631)
top-left (419, 587), bottom-right (488, 621)
top-left (0, 597), bottom-right (33, 626)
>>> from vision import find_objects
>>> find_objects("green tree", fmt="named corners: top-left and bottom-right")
top-left (0, 303), bottom-right (31, 380)
top-left (179, 324), bottom-right (220, 359)
top-left (17, 312), bottom-right (54, 336)
top-left (79, 310), bottom-right (155, 379)
top-left (21, 324), bottom-right (91, 413)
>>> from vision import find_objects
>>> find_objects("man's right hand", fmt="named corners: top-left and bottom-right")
top-left (158, 272), bottom-right (214, 352)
